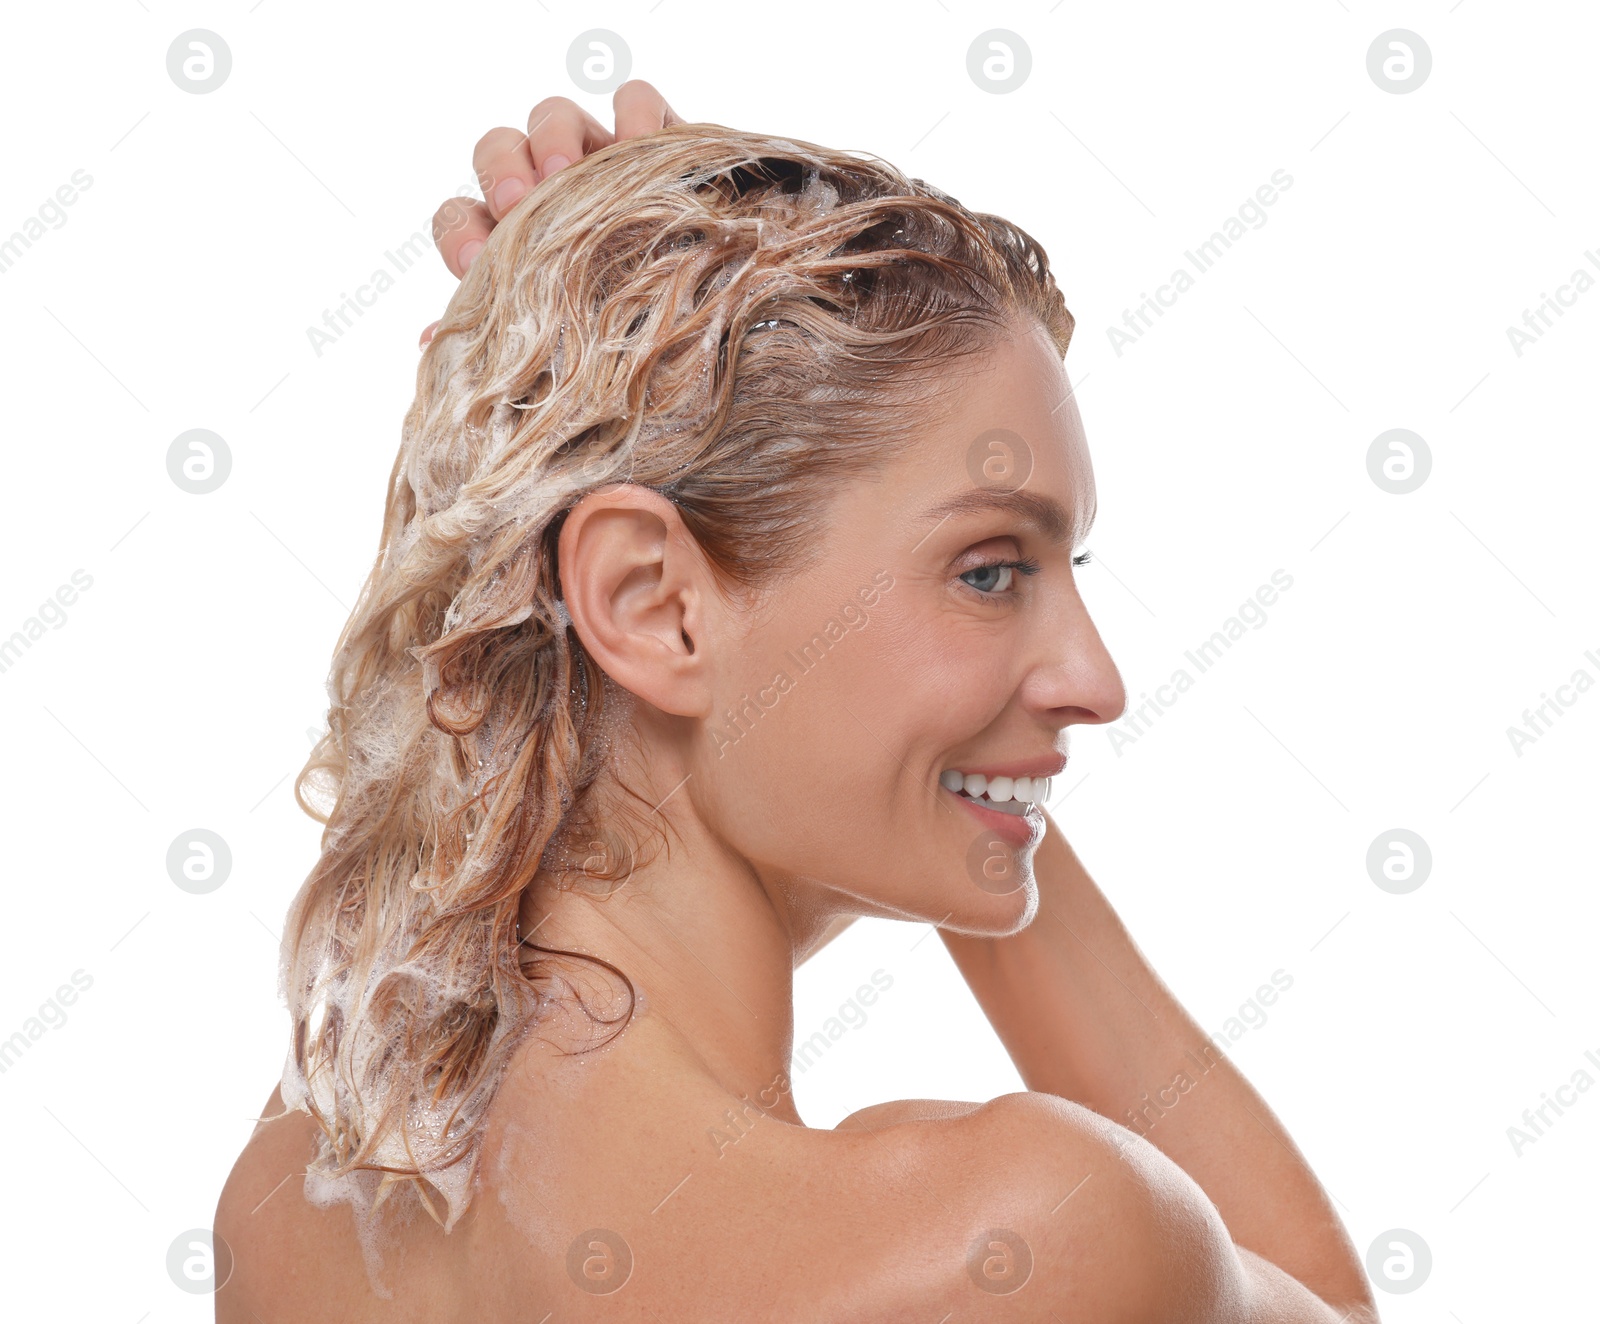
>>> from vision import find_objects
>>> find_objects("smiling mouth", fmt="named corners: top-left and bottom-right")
top-left (938, 769), bottom-right (1055, 817)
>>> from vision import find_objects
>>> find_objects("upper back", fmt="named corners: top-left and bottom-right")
top-left (215, 1032), bottom-right (1196, 1322)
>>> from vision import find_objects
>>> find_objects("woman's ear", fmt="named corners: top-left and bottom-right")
top-left (556, 484), bottom-right (715, 718)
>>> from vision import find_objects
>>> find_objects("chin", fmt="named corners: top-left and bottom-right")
top-left (939, 880), bottom-right (1039, 938)
top-left (925, 817), bottom-right (1044, 936)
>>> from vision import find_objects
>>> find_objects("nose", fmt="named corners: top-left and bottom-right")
top-left (1022, 588), bottom-right (1127, 727)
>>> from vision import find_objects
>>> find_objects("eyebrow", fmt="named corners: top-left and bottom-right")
top-left (914, 488), bottom-right (1086, 549)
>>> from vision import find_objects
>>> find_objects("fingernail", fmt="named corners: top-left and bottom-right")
top-left (419, 320), bottom-right (440, 349)
top-left (541, 153), bottom-right (571, 180)
top-left (493, 177), bottom-right (527, 212)
top-left (459, 240), bottom-right (484, 270)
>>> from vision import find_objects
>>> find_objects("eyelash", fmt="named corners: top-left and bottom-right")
top-left (956, 558), bottom-right (1032, 600)
top-left (958, 550), bottom-right (1093, 600)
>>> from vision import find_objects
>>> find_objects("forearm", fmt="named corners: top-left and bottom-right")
top-left (941, 812), bottom-right (1373, 1317)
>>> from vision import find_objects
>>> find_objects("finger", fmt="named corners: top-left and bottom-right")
top-left (613, 79), bottom-right (685, 138)
top-left (525, 95), bottom-right (615, 183)
top-left (432, 194), bottom-right (494, 278)
top-left (419, 319), bottom-right (441, 349)
top-left (473, 126), bottom-right (539, 221)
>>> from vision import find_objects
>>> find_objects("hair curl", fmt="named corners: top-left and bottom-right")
top-left (277, 120), bottom-right (1075, 1235)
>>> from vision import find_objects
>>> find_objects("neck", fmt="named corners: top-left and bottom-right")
top-left (517, 786), bottom-right (822, 1126)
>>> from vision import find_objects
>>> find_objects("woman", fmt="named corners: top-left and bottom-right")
top-left (215, 81), bottom-right (1378, 1322)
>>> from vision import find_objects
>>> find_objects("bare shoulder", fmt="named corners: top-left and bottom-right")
top-left (214, 1082), bottom-right (313, 1224)
top-left (213, 1085), bottom-right (322, 1312)
top-left (214, 1083), bottom-right (307, 1236)
top-left (212, 1084), bottom-right (399, 1322)
top-left (823, 1090), bottom-right (1232, 1322)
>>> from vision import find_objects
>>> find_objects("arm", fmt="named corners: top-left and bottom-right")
top-left (941, 813), bottom-right (1377, 1322)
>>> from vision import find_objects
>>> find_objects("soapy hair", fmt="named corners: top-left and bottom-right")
top-left (277, 120), bottom-right (1076, 1239)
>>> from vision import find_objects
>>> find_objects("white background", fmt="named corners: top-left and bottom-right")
top-left (0, 1), bottom-right (1594, 1319)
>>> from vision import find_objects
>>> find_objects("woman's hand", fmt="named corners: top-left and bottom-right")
top-left (421, 79), bottom-right (684, 347)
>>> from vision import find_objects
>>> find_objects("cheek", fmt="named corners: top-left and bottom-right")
top-left (716, 674), bottom-right (884, 815)
top-left (697, 591), bottom-right (1004, 856)
top-left (696, 656), bottom-right (910, 869)
top-left (872, 609), bottom-right (1010, 730)
top-left (778, 601), bottom-right (1007, 766)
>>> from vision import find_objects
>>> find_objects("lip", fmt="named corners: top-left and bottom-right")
top-left (945, 785), bottom-right (1046, 849)
top-left (944, 755), bottom-right (1068, 781)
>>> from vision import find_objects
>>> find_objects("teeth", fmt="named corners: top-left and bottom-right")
top-left (976, 795), bottom-right (1028, 817)
top-left (939, 770), bottom-right (1054, 805)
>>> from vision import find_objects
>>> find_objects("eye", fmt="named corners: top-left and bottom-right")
top-left (958, 557), bottom-right (1041, 598)
top-left (1073, 549), bottom-right (1093, 568)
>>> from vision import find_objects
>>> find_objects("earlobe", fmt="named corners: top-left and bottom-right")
top-left (556, 485), bottom-right (712, 717)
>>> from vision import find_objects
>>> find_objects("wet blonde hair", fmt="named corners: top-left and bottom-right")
top-left (278, 121), bottom-right (1075, 1235)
